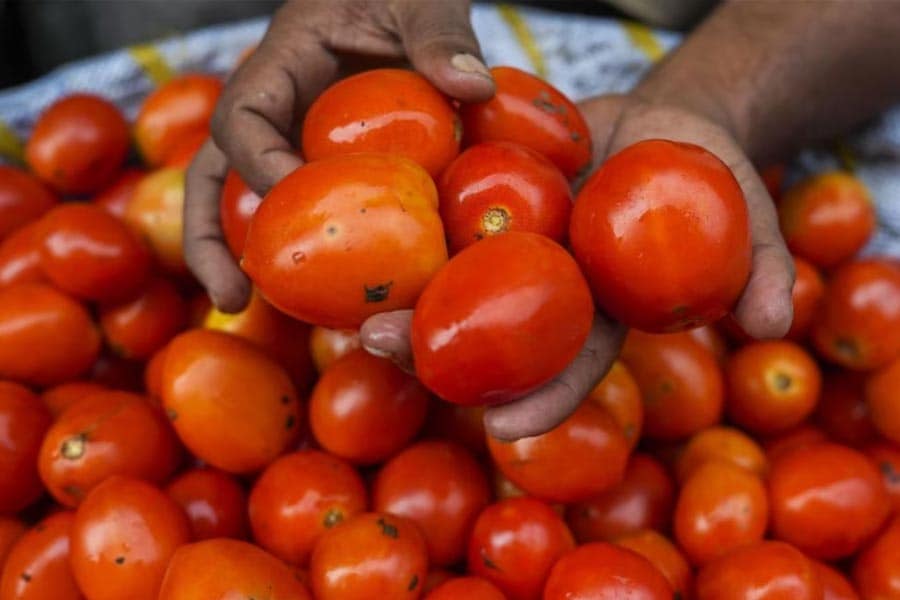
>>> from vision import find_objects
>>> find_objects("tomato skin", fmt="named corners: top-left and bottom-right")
top-left (814, 371), bottom-right (877, 446)
top-left (460, 66), bottom-right (591, 178)
top-left (425, 577), bottom-right (505, 600)
top-left (0, 222), bottom-right (47, 288)
top-left (243, 153), bottom-right (447, 328)
top-left (412, 232), bottom-right (593, 406)
top-left (676, 426), bottom-right (768, 483)
top-left (219, 169), bottom-right (262, 259)
top-left (309, 327), bottom-right (360, 374)
top-left (302, 69), bottom-right (460, 177)
top-left (161, 129), bottom-right (207, 170)
top-left (161, 329), bottom-right (302, 473)
top-left (93, 168), bottom-right (145, 219)
top-left (125, 168), bottom-right (187, 274)
top-left (437, 142), bottom-right (572, 254)
top-left (852, 515), bottom-right (900, 599)
top-left (166, 468), bottom-right (248, 541)
top-left (585, 360), bottom-right (643, 449)
top-left (467, 498), bottom-right (574, 600)
top-left (763, 424), bottom-right (829, 462)
top-left (143, 345), bottom-right (167, 399)
top-left (865, 442), bottom-right (900, 511)
top-left (42, 380), bottom-right (106, 420)
top-left (373, 440), bottom-right (491, 566)
top-left (0, 517), bottom-right (26, 569)
top-left (788, 256), bottom-right (826, 341)
top-left (615, 530), bottom-right (693, 599)
top-left (812, 560), bottom-right (859, 600)
top-left (424, 400), bottom-right (487, 457)
top-left (0, 382), bottom-right (51, 513)
top-left (100, 277), bottom-right (187, 360)
top-left (866, 357), bottom-right (900, 444)
top-left (0, 166), bottom-right (57, 241)
top-left (25, 94), bottom-right (129, 195)
top-left (0, 512), bottom-right (81, 600)
top-left (571, 139), bottom-right (751, 332)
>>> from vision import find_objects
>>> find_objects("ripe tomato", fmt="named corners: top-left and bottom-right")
top-left (812, 560), bottom-right (859, 600)
top-left (162, 129), bottom-right (207, 169)
top-left (769, 442), bottom-right (890, 560)
top-left (41, 381), bottom-right (107, 418)
top-left (70, 476), bottom-right (191, 600)
top-left (686, 324), bottom-right (728, 364)
top-left (811, 259), bottom-right (900, 370)
top-left (585, 360), bottom-right (643, 449)
top-left (161, 329), bottom-right (301, 473)
top-left (309, 349), bottom-right (428, 465)
top-left (219, 169), bottom-right (262, 259)
top-left (467, 498), bottom-right (574, 600)
top-left (460, 66), bottom-right (591, 178)
top-left (100, 277), bottom-right (187, 360)
top-left (134, 74), bottom-right (222, 166)
top-left (126, 168), bottom-right (187, 274)
top-left (676, 426), bottom-right (768, 483)
top-left (309, 326), bottom-right (360, 374)
top-left (0, 166), bottom-right (56, 240)
top-left (760, 163), bottom-right (785, 201)
top-left (0, 517), bottom-right (25, 568)
top-left (166, 467), bottom-right (248, 541)
top-left (615, 530), bottom-right (693, 599)
top-left (565, 453), bottom-right (674, 543)
top-left (0, 512), bottom-right (81, 600)
top-left (310, 512), bottom-right (427, 600)
top-left (424, 400), bottom-right (487, 457)
top-left (779, 171), bottom-right (876, 268)
top-left (866, 356), bottom-right (900, 444)
top-left (302, 69), bottom-right (460, 177)
top-left (412, 232), bottom-right (593, 406)
top-left (0, 222), bottom-right (46, 288)
top-left (373, 440), bottom-right (491, 566)
top-left (865, 442), bottom-right (900, 511)
top-left (144, 344), bottom-right (167, 399)
top-left (0, 382), bottom-right (51, 513)
top-left (425, 577), bottom-right (506, 600)
top-left (437, 142), bottom-right (572, 253)
top-left (620, 330), bottom-right (723, 440)
top-left (93, 168), bottom-right (145, 218)
top-left (852, 515), bottom-right (900, 599)
top-left (243, 153), bottom-right (447, 328)
top-left (788, 256), bottom-right (825, 341)
top-left (814, 371), bottom-right (877, 446)
top-left (25, 94), bottom-right (129, 194)
top-left (488, 401), bottom-right (630, 503)
top-left (762, 424), bottom-right (828, 462)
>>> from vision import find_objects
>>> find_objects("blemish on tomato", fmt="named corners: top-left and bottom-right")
top-left (115, 556), bottom-right (126, 565)
top-left (408, 574), bottom-right (419, 591)
top-left (285, 415), bottom-right (295, 429)
top-left (364, 281), bottom-right (393, 303)
top-left (377, 517), bottom-right (399, 538)
top-left (481, 548), bottom-right (500, 570)
top-left (291, 251), bottom-right (306, 264)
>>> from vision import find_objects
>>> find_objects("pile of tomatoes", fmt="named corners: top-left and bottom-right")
top-left (0, 58), bottom-right (898, 600)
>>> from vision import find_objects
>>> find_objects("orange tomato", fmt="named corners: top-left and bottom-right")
top-left (814, 371), bottom-right (877, 446)
top-left (676, 426), bottom-right (769, 482)
top-left (0, 512), bottom-right (81, 600)
top-left (852, 515), bottom-right (900, 599)
top-left (162, 129), bottom-right (207, 169)
top-left (93, 168), bottom-right (145, 218)
top-left (0, 221), bottom-right (47, 288)
top-left (0, 166), bottom-right (56, 240)
top-left (100, 276), bottom-right (187, 360)
top-left (165, 467), bottom-right (248, 541)
top-left (615, 530), bottom-right (693, 599)
top-left (0, 382), bottom-right (51, 513)
top-left (586, 360), bottom-right (644, 449)
top-left (787, 256), bottom-right (826, 341)
top-left (144, 344), bottom-right (167, 399)
top-left (126, 168), bottom-right (187, 273)
top-left (425, 576), bottom-right (506, 600)
top-left (812, 560), bottom-right (860, 600)
top-left (219, 169), bottom-right (262, 259)
top-left (866, 356), bottom-right (900, 444)
top-left (308, 326), bottom-right (361, 374)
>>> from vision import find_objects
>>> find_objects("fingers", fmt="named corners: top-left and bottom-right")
top-left (359, 310), bottom-right (415, 374)
top-left (183, 139), bottom-right (252, 313)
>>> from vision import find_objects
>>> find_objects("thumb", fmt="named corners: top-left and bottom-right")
top-left (577, 95), bottom-right (632, 164)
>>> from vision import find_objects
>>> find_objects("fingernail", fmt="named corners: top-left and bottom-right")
top-left (362, 343), bottom-right (392, 360)
top-left (451, 53), bottom-right (491, 78)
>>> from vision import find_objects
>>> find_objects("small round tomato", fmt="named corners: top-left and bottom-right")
top-left (676, 426), bottom-right (768, 483)
top-left (762, 424), bottom-right (829, 462)
top-left (248, 449), bottom-right (367, 566)
top-left (0, 517), bottom-right (26, 567)
top-left (814, 371), bottom-right (877, 446)
top-left (310, 512), bottom-right (427, 600)
top-left (161, 329), bottom-right (302, 473)
top-left (309, 349), bottom-right (428, 465)
top-left (852, 515), bottom-right (900, 599)
top-left (565, 453), bottom-right (674, 543)
top-left (302, 69), bottom-right (460, 177)
top-left (413, 231), bottom-right (593, 406)
top-left (426, 577), bottom-right (506, 600)
top-left (374, 440), bottom-right (491, 566)
top-left (811, 259), bottom-right (900, 370)
top-left (620, 330), bottom-right (723, 440)
top-left (779, 171), bottom-right (876, 268)
top-left (488, 401), bottom-right (630, 503)
top-left (788, 256), bottom-right (825, 341)
top-left (0, 221), bottom-right (47, 288)
top-left (544, 542), bottom-right (673, 600)
top-left (220, 169), bottom-right (262, 259)
top-left (165, 467), bottom-right (248, 541)
top-left (695, 541), bottom-right (822, 600)
top-left (162, 129), bottom-right (207, 169)
top-left (424, 400), bottom-right (487, 457)
top-left (725, 340), bottom-right (822, 434)
top-left (25, 94), bottom-right (129, 195)
top-left (41, 381), bottom-right (107, 418)
top-left (865, 442), bottom-right (900, 511)
top-left (100, 276), bottom-right (187, 360)
top-left (135, 74), bottom-right (222, 166)
top-left (867, 356), bottom-right (900, 444)
top-left (812, 560), bottom-right (859, 600)
top-left (437, 142), bottom-right (572, 253)
top-left (0, 382), bottom-right (51, 513)
top-left (468, 498), bottom-right (574, 600)
top-left (0, 512), bottom-right (81, 600)
top-left (126, 167), bottom-right (187, 274)
top-left (309, 326), bottom-right (360, 374)
top-left (586, 360), bottom-right (643, 449)
top-left (769, 442), bottom-right (890, 560)
top-left (70, 476), bottom-right (191, 600)
top-left (686, 325), bottom-right (728, 364)
top-left (460, 66), bottom-right (591, 178)
top-left (93, 168), bottom-right (145, 218)
top-left (615, 530), bottom-right (693, 599)
top-left (0, 166), bottom-right (56, 240)
top-left (243, 153), bottom-right (447, 328)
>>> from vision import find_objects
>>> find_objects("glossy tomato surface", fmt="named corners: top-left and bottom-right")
top-left (813, 560), bottom-right (859, 600)
top-left (814, 371), bottom-right (877, 446)
top-left (615, 530), bottom-right (693, 599)
top-left (585, 360), bottom-right (644, 449)
top-left (166, 467), bottom-right (248, 541)
top-left (220, 169), bottom-right (262, 259)
top-left (99, 276), bottom-right (187, 360)
top-left (675, 426), bottom-right (768, 483)
top-left (125, 167), bottom-right (187, 274)
top-left (866, 356), bottom-right (900, 443)
top-left (425, 576), bottom-right (505, 600)
top-left (852, 515), bottom-right (900, 599)
top-left (0, 511), bottom-right (81, 600)
top-left (787, 256), bottom-right (825, 341)
top-left (93, 168), bottom-right (145, 218)
top-left (0, 382), bottom-right (51, 513)
top-left (309, 326), bottom-right (360, 374)
top-left (0, 221), bottom-right (46, 288)
top-left (0, 166), bottom-right (56, 240)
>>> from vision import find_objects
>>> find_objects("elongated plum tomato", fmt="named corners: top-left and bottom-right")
top-left (570, 139), bottom-right (751, 332)
top-left (0, 382), bottom-right (51, 513)
top-left (126, 167), bottom-right (188, 274)
top-left (0, 511), bottom-right (81, 600)
top-left (411, 231), bottom-right (592, 406)
top-left (786, 256), bottom-right (825, 341)
top-left (0, 166), bottom-right (57, 240)
top-left (301, 69), bottom-right (460, 177)
top-left (0, 221), bottom-right (47, 287)
top-left (166, 467), bottom-right (249, 541)
top-left (243, 153), bottom-right (447, 328)
top-left (220, 169), bottom-right (262, 259)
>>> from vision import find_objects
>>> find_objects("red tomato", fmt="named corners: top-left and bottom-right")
top-left (43, 380), bottom-right (109, 419)
top-left (686, 324), bottom-right (728, 365)
top-left (852, 515), bottom-right (900, 599)
top-left (243, 153), bottom-right (447, 328)
top-left (675, 426), bottom-right (768, 483)
top-left (769, 442), bottom-right (890, 559)
top-left (0, 517), bottom-right (26, 568)
top-left (467, 498), bottom-right (575, 600)
top-left (437, 142), bottom-right (572, 253)
top-left (571, 139), bottom-right (751, 332)
top-left (0, 382), bottom-right (51, 513)
top-left (788, 256), bottom-right (826, 341)
top-left (302, 69), bottom-right (460, 177)
top-left (309, 326), bottom-right (360, 374)
top-left (615, 530), bottom-right (693, 599)
top-left (760, 163), bottom-right (785, 201)
top-left (144, 344), bottom-right (167, 399)
top-left (100, 277), bottom-right (187, 360)
top-left (867, 356), bottom-right (900, 444)
top-left (814, 371), bottom-right (878, 446)
top-left (424, 400), bottom-right (487, 457)
top-left (422, 570), bottom-right (454, 595)
top-left (25, 94), bottom-right (129, 194)
top-left (460, 66), bottom-right (591, 178)
top-left (812, 560), bottom-right (859, 600)
top-left (134, 74), bottom-right (222, 166)
top-left (425, 577), bottom-right (506, 600)
top-left (161, 129), bottom-right (207, 169)
top-left (93, 168), bottom-right (145, 218)
top-left (0, 166), bottom-right (56, 240)
top-left (586, 360), bottom-right (644, 449)
top-left (309, 512), bottom-right (428, 600)
top-left (219, 169), bottom-right (262, 259)
top-left (0, 512), bottom-right (81, 600)
top-left (165, 467), bottom-right (248, 541)
top-left (0, 221), bottom-right (46, 288)
top-left (412, 231), bottom-right (593, 406)
top-left (309, 349), bottom-right (428, 465)
top-left (864, 442), bottom-right (900, 512)
top-left (763, 424), bottom-right (829, 462)
top-left (125, 168), bottom-right (187, 274)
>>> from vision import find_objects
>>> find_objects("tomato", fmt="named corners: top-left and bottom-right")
top-left (125, 168), bottom-right (187, 274)
top-left (460, 66), bottom-right (591, 178)
top-left (686, 324), bottom-right (728, 365)
top-left (144, 345), bottom-right (167, 400)
top-left (760, 163), bottom-right (785, 201)
top-left (864, 442), bottom-right (900, 512)
top-left (543, 542), bottom-right (673, 600)
top-left (814, 371), bottom-right (877, 446)
top-left (811, 259), bottom-right (900, 370)
top-left (0, 166), bottom-right (56, 240)
top-left (93, 168), bottom-right (145, 219)
top-left (25, 94), bottom-right (129, 195)
top-left (99, 277), bottom-right (187, 360)
top-left (412, 232), bottom-right (593, 406)
top-left (674, 461), bottom-right (768, 566)
top-left (309, 326), bottom-right (361, 374)
top-left (243, 153), bottom-right (447, 328)
top-left (0, 222), bottom-right (46, 288)
top-left (620, 330), bottom-right (723, 440)
top-left (373, 440), bottom-right (491, 566)
top-left (615, 530), bottom-right (693, 599)
top-left (467, 498), bottom-right (574, 600)
top-left (725, 340), bottom-right (821, 434)
top-left (0, 517), bottom-right (25, 569)
top-left (695, 541), bottom-right (822, 600)
top-left (867, 356), bottom-right (900, 444)
top-left (852, 515), bottom-right (900, 599)
top-left (70, 476), bottom-right (190, 600)
top-left (161, 129), bottom-right (207, 169)
top-left (161, 329), bottom-right (301, 473)
top-left (248, 449), bottom-right (367, 566)
top-left (165, 468), bottom-right (248, 541)
top-left (219, 169), bottom-right (262, 259)
top-left (488, 401), bottom-right (630, 503)
top-left (779, 171), bottom-right (876, 268)
top-left (769, 442), bottom-right (890, 560)
top-left (676, 426), bottom-right (768, 483)
top-left (565, 453), bottom-right (674, 543)
top-left (422, 570), bottom-right (454, 595)
top-left (788, 256), bottom-right (825, 341)
top-left (187, 292), bottom-right (211, 327)
top-left (0, 512), bottom-right (81, 600)
top-left (763, 424), bottom-right (828, 462)
top-left (585, 360), bottom-right (643, 449)
top-left (0, 382), bottom-right (51, 513)
top-left (425, 577), bottom-right (505, 600)
top-left (812, 560), bottom-right (859, 600)
top-left (437, 142), bottom-right (572, 254)
top-left (87, 352), bottom-right (143, 392)
top-left (302, 69), bottom-right (460, 177)
top-left (309, 512), bottom-right (427, 600)
top-left (423, 400), bottom-right (487, 457)
top-left (134, 74), bottom-right (222, 166)
top-left (309, 349), bottom-right (428, 465)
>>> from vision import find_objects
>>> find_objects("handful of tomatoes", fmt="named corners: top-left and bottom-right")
top-left (0, 60), bottom-right (898, 600)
